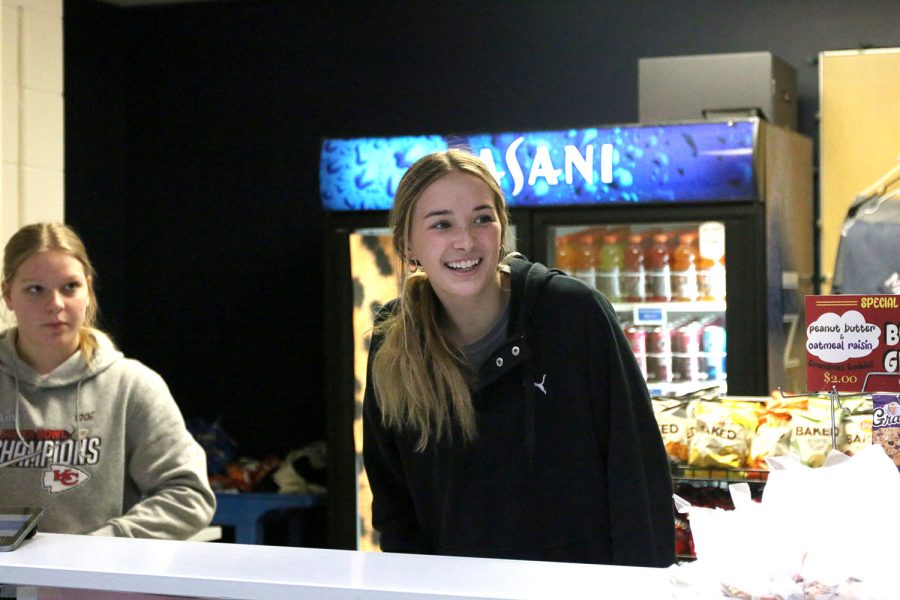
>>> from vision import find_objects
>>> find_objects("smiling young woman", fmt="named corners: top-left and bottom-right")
top-left (362, 149), bottom-right (676, 568)
top-left (0, 223), bottom-right (215, 539)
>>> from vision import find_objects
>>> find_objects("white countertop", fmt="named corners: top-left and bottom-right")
top-left (0, 533), bottom-right (675, 599)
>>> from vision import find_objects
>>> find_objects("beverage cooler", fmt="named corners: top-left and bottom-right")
top-left (546, 219), bottom-right (728, 397)
top-left (320, 118), bottom-right (813, 550)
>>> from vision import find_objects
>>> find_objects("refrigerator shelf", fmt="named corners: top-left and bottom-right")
top-left (671, 466), bottom-right (769, 483)
top-left (612, 300), bottom-right (726, 314)
top-left (648, 380), bottom-right (727, 398)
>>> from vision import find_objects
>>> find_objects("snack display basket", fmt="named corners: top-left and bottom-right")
top-left (778, 370), bottom-right (894, 451)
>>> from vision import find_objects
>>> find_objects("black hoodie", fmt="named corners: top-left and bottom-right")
top-left (363, 256), bottom-right (675, 567)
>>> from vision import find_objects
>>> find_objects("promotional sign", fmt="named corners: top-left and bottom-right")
top-left (319, 120), bottom-right (757, 211)
top-left (805, 295), bottom-right (900, 392)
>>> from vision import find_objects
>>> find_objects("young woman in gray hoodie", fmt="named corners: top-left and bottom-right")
top-left (0, 222), bottom-right (215, 539)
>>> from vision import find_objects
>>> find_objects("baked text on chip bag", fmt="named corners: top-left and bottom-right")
top-left (652, 398), bottom-right (694, 465)
top-left (789, 396), bottom-right (847, 467)
top-left (688, 400), bottom-right (759, 469)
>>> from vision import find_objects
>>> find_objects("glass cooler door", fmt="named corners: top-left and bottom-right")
top-left (548, 220), bottom-right (728, 398)
top-left (347, 225), bottom-right (519, 551)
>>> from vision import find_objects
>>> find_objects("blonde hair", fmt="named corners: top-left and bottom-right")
top-left (372, 148), bottom-right (510, 450)
top-left (3, 223), bottom-right (102, 362)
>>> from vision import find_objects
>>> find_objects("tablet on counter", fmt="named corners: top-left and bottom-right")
top-left (0, 507), bottom-right (43, 552)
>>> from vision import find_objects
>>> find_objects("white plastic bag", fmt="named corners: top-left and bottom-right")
top-left (673, 444), bottom-right (900, 598)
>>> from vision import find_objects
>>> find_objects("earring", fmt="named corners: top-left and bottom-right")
top-left (408, 259), bottom-right (420, 273)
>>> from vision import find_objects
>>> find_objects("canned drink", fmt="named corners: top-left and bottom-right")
top-left (671, 320), bottom-right (701, 354)
top-left (624, 324), bottom-right (648, 380)
top-left (624, 324), bottom-right (647, 355)
top-left (646, 324), bottom-right (671, 354)
top-left (647, 355), bottom-right (672, 383)
top-left (672, 321), bottom-right (702, 382)
top-left (701, 324), bottom-right (727, 380)
top-left (646, 324), bottom-right (672, 383)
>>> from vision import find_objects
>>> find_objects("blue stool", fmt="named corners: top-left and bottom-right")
top-left (212, 492), bottom-right (325, 545)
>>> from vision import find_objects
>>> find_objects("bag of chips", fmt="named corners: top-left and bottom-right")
top-left (747, 409), bottom-right (792, 469)
top-left (789, 396), bottom-right (846, 467)
top-left (688, 400), bottom-right (759, 469)
top-left (652, 398), bottom-right (694, 465)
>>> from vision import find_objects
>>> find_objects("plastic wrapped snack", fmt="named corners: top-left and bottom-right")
top-left (872, 393), bottom-right (900, 467)
top-left (843, 412), bottom-right (873, 457)
top-left (670, 445), bottom-right (900, 599)
top-left (789, 396), bottom-right (847, 467)
top-left (688, 399), bottom-right (758, 469)
top-left (747, 407), bottom-right (792, 469)
top-left (652, 398), bottom-right (694, 465)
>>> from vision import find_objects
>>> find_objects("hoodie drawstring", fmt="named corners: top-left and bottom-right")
top-left (13, 368), bottom-right (26, 444)
top-left (511, 259), bottom-right (552, 476)
top-left (12, 360), bottom-right (87, 446)
top-left (523, 350), bottom-right (536, 474)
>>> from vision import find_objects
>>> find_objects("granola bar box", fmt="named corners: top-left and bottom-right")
top-left (873, 393), bottom-right (900, 467)
top-left (805, 294), bottom-right (900, 393)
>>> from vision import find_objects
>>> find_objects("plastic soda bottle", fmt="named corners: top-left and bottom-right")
top-left (701, 322), bottom-right (727, 381)
top-left (697, 257), bottom-right (726, 302)
top-left (671, 319), bottom-right (702, 382)
top-left (697, 222), bottom-right (726, 302)
top-left (555, 234), bottom-right (574, 273)
top-left (622, 233), bottom-right (646, 302)
top-left (697, 254), bottom-right (727, 302)
top-left (595, 233), bottom-right (623, 301)
top-left (671, 232), bottom-right (699, 302)
top-left (624, 322), bottom-right (648, 380)
top-left (646, 233), bottom-right (672, 302)
top-left (572, 234), bottom-right (595, 288)
top-left (709, 256), bottom-right (726, 302)
top-left (697, 254), bottom-right (714, 301)
top-left (645, 323), bottom-right (672, 383)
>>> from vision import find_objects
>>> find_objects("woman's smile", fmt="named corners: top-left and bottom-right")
top-left (445, 257), bottom-right (483, 272)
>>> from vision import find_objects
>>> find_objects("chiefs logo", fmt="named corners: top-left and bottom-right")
top-left (42, 464), bottom-right (90, 493)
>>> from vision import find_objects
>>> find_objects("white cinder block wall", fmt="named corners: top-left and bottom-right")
top-left (1, 0), bottom-right (64, 246)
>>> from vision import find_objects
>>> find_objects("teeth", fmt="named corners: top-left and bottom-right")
top-left (446, 258), bottom-right (481, 270)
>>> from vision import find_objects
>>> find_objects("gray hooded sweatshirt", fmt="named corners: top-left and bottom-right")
top-left (0, 328), bottom-right (215, 539)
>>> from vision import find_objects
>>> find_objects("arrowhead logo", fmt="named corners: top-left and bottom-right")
top-left (42, 464), bottom-right (90, 493)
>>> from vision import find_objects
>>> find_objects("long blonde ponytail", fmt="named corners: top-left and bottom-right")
top-left (372, 272), bottom-right (476, 451)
